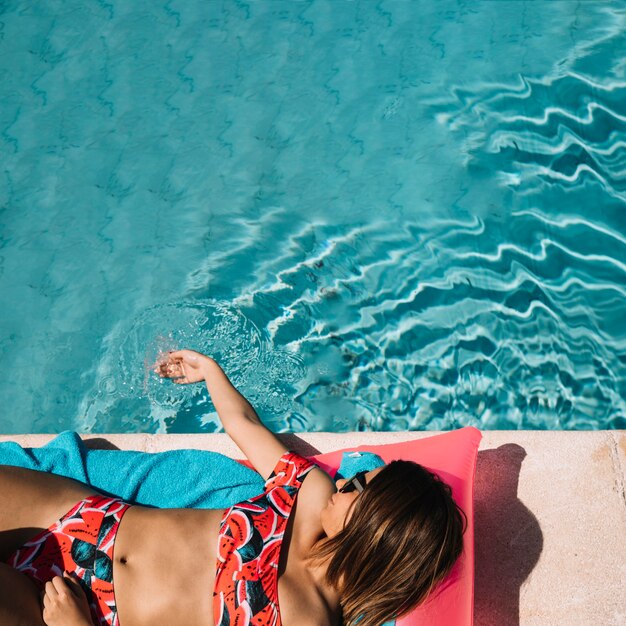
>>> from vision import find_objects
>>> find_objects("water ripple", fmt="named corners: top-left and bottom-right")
top-left (428, 67), bottom-right (626, 205)
top-left (187, 210), bottom-right (625, 431)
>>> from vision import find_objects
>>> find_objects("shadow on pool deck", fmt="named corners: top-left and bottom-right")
top-left (85, 437), bottom-right (122, 450)
top-left (474, 444), bottom-right (543, 626)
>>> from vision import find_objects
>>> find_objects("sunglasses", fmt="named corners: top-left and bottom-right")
top-left (338, 471), bottom-right (368, 494)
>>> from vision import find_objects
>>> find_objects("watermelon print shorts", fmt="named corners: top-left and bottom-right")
top-left (5, 494), bottom-right (131, 626)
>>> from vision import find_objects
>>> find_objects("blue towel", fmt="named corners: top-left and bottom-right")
top-left (0, 433), bottom-right (388, 508)
top-left (335, 451), bottom-right (386, 479)
top-left (0, 431), bottom-right (265, 508)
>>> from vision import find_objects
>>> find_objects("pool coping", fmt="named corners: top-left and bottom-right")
top-left (1, 430), bottom-right (624, 626)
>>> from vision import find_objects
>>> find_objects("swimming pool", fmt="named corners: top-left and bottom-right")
top-left (1, 1), bottom-right (624, 433)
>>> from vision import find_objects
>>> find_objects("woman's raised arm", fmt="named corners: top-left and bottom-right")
top-left (155, 349), bottom-right (288, 479)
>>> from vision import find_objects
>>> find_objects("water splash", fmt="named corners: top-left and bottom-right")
top-left (76, 300), bottom-right (305, 432)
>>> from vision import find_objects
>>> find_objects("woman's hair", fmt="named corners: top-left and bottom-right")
top-left (309, 460), bottom-right (467, 626)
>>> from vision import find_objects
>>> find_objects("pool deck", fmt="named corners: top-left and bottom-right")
top-left (1, 430), bottom-right (625, 626)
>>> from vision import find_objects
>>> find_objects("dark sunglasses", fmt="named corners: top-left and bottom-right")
top-left (338, 471), bottom-right (367, 494)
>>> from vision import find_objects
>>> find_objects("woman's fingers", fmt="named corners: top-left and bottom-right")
top-left (168, 362), bottom-right (184, 377)
top-left (63, 571), bottom-right (86, 598)
top-left (42, 576), bottom-right (63, 610)
top-left (154, 357), bottom-right (184, 378)
top-left (156, 365), bottom-right (188, 383)
top-left (171, 363), bottom-right (187, 382)
top-left (170, 350), bottom-right (202, 368)
top-left (153, 349), bottom-right (208, 384)
top-left (51, 576), bottom-right (67, 594)
top-left (44, 579), bottom-right (59, 600)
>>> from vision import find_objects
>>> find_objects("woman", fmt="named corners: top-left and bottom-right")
top-left (0, 349), bottom-right (466, 626)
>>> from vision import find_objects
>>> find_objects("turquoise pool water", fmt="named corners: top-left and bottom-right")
top-left (1, 1), bottom-right (625, 434)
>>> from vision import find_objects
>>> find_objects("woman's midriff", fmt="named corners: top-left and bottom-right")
top-left (112, 505), bottom-right (225, 626)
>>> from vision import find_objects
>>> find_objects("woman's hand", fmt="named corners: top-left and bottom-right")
top-left (42, 572), bottom-right (93, 626)
top-left (153, 349), bottom-right (214, 384)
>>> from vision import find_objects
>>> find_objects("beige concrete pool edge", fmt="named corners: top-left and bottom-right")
top-left (1, 431), bottom-right (624, 626)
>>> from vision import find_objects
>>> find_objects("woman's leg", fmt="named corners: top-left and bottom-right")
top-left (0, 465), bottom-right (97, 560)
top-left (0, 562), bottom-right (46, 626)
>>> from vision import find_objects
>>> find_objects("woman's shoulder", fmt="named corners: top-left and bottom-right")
top-left (297, 466), bottom-right (335, 512)
top-left (289, 466), bottom-right (334, 553)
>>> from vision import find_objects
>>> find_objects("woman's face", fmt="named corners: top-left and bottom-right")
top-left (320, 466), bottom-right (385, 537)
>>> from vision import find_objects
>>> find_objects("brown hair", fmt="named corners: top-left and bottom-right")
top-left (309, 460), bottom-right (466, 626)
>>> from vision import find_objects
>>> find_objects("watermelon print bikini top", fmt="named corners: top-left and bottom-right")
top-left (213, 451), bottom-right (316, 626)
